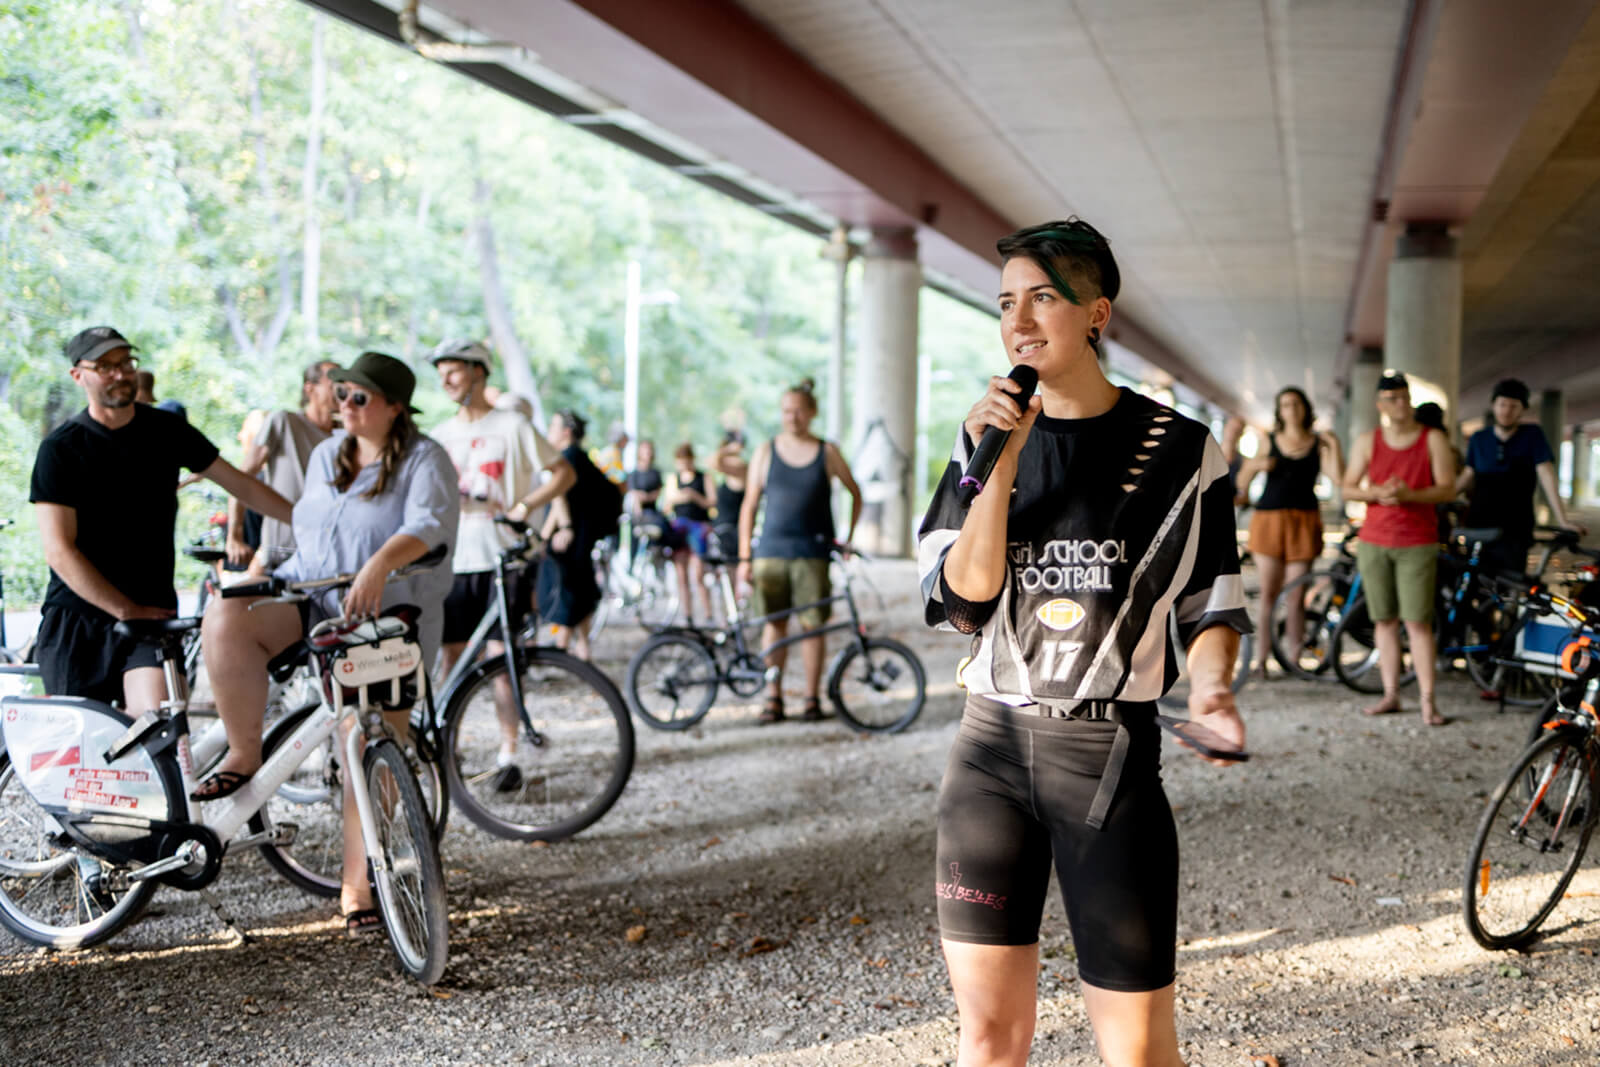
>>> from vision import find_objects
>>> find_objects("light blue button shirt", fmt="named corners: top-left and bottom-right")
top-left (275, 431), bottom-right (460, 661)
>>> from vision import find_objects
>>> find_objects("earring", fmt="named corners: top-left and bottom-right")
top-left (1088, 327), bottom-right (1101, 345)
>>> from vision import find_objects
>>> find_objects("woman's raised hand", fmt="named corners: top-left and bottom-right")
top-left (962, 374), bottom-right (1043, 463)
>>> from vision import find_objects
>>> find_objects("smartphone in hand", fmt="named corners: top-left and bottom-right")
top-left (1155, 714), bottom-right (1249, 762)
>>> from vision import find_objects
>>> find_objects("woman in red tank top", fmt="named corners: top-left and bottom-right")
top-left (1341, 372), bottom-right (1457, 725)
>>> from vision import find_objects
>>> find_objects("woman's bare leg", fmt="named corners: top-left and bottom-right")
top-left (200, 596), bottom-right (303, 777)
top-left (943, 940), bottom-right (1038, 1067)
top-left (1081, 981), bottom-right (1185, 1067)
top-left (1253, 553), bottom-right (1284, 674)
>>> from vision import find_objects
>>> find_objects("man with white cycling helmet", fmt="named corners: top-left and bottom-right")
top-left (429, 338), bottom-right (576, 792)
top-left (29, 326), bottom-right (295, 714)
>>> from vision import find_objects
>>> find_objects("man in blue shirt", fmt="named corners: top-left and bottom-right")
top-left (1458, 378), bottom-right (1585, 574)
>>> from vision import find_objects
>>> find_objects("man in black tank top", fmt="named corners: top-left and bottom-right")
top-left (735, 380), bottom-right (862, 723)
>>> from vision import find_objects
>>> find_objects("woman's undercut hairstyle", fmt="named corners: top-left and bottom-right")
top-left (996, 218), bottom-right (1122, 307)
top-left (786, 377), bottom-right (819, 415)
top-left (1273, 386), bottom-right (1315, 433)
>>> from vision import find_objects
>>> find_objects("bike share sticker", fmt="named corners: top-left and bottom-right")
top-left (333, 636), bottom-right (422, 687)
top-left (0, 699), bottom-right (170, 817)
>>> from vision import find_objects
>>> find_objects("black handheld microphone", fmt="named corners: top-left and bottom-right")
top-left (956, 364), bottom-right (1039, 506)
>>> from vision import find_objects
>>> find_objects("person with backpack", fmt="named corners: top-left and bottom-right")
top-left (532, 409), bottom-right (621, 660)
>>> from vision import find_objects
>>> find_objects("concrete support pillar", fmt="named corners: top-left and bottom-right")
top-left (851, 227), bottom-right (920, 558)
top-left (1348, 347), bottom-right (1384, 447)
top-left (1570, 424), bottom-right (1589, 507)
top-left (1384, 224), bottom-right (1462, 440)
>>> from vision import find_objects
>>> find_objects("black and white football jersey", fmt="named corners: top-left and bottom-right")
top-left (918, 388), bottom-right (1250, 707)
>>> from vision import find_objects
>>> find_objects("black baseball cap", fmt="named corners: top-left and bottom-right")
top-left (1491, 378), bottom-right (1531, 406)
top-left (330, 351), bottom-right (419, 413)
top-left (1376, 369), bottom-right (1409, 392)
top-left (64, 326), bottom-right (138, 365)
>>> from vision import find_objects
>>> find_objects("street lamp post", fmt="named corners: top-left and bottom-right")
top-left (623, 259), bottom-right (678, 468)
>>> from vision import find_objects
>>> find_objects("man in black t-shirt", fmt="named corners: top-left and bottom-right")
top-left (29, 327), bottom-right (294, 711)
top-left (1457, 378), bottom-right (1585, 574)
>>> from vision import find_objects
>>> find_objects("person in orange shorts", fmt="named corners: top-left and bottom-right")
top-left (1237, 387), bottom-right (1343, 677)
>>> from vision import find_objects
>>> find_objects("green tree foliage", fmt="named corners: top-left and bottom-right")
top-left (0, 0), bottom-right (999, 609)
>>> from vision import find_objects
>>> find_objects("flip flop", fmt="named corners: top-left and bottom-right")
top-left (343, 908), bottom-right (383, 938)
top-left (190, 769), bottom-right (253, 802)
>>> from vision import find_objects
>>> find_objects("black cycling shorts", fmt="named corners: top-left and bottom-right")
top-left (34, 605), bottom-right (166, 706)
top-left (441, 570), bottom-right (532, 645)
top-left (935, 699), bottom-right (1178, 992)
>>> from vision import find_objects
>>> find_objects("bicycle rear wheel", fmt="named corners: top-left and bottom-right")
top-left (626, 632), bottom-right (720, 730)
top-left (0, 752), bottom-right (156, 949)
top-left (828, 637), bottom-right (927, 733)
top-left (1330, 595), bottom-right (1416, 694)
top-left (442, 650), bottom-right (634, 841)
top-left (363, 739), bottom-right (449, 985)
top-left (1463, 730), bottom-right (1597, 950)
top-left (1464, 613), bottom-right (1561, 708)
top-left (1269, 569), bottom-right (1348, 679)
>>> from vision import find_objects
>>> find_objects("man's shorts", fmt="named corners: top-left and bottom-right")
top-left (1355, 541), bottom-right (1437, 624)
top-left (1247, 507), bottom-right (1323, 563)
top-left (442, 569), bottom-right (532, 645)
top-left (34, 605), bottom-right (166, 706)
top-left (750, 557), bottom-right (832, 629)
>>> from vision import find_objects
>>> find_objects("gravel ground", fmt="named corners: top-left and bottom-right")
top-left (4, 559), bottom-right (1600, 1066)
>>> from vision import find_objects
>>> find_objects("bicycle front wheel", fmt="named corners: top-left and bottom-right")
top-left (443, 650), bottom-right (635, 841)
top-left (364, 738), bottom-right (449, 985)
top-left (828, 637), bottom-right (927, 734)
top-left (250, 707), bottom-right (447, 899)
top-left (626, 632), bottom-right (720, 730)
top-left (0, 752), bottom-right (155, 949)
top-left (1463, 730), bottom-right (1598, 950)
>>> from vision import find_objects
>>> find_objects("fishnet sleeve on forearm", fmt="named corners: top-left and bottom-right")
top-left (939, 571), bottom-right (1000, 634)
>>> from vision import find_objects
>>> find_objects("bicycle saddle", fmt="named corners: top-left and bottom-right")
top-left (265, 641), bottom-right (310, 682)
top-left (112, 617), bottom-right (202, 639)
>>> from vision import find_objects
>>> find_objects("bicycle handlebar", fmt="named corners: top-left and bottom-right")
top-left (220, 543), bottom-right (449, 602)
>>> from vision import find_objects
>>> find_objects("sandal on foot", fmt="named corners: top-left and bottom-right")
top-left (343, 908), bottom-right (383, 937)
top-left (757, 698), bottom-right (785, 724)
top-left (800, 697), bottom-right (825, 722)
top-left (190, 769), bottom-right (253, 802)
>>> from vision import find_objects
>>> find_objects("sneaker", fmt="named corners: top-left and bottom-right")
top-left (489, 764), bottom-right (523, 793)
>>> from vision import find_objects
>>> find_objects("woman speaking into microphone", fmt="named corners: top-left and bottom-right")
top-left (916, 219), bottom-right (1250, 1067)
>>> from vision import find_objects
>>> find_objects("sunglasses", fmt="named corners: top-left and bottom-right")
top-left (334, 385), bottom-right (373, 408)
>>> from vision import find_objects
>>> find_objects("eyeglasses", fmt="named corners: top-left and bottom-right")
top-left (77, 356), bottom-right (140, 377)
top-left (334, 385), bottom-right (372, 408)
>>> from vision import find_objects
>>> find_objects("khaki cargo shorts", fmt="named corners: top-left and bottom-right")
top-left (750, 557), bottom-right (832, 629)
top-left (1355, 541), bottom-right (1437, 624)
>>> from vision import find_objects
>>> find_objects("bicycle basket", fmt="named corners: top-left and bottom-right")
top-left (310, 606), bottom-right (425, 712)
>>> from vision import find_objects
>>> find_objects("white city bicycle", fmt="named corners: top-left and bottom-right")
top-left (0, 549), bottom-right (451, 984)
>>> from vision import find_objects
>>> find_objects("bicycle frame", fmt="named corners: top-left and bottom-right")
top-left (93, 625), bottom-right (426, 884)
top-left (697, 560), bottom-right (875, 668)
